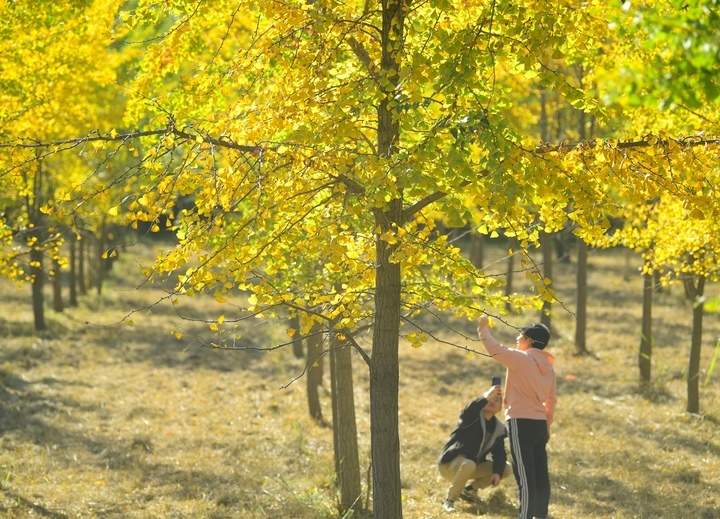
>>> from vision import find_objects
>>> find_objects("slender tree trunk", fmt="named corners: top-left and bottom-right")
top-left (469, 232), bottom-right (484, 269)
top-left (370, 1), bottom-right (405, 517)
top-left (331, 330), bottom-right (362, 513)
top-left (685, 276), bottom-right (705, 413)
top-left (639, 271), bottom-right (653, 387)
top-left (30, 246), bottom-right (45, 331)
top-left (505, 237), bottom-right (516, 313)
top-left (330, 337), bottom-right (341, 479)
top-left (290, 313), bottom-right (303, 358)
top-left (96, 221), bottom-right (106, 296)
top-left (86, 233), bottom-right (95, 290)
top-left (78, 235), bottom-right (87, 295)
top-left (540, 231), bottom-right (553, 329)
top-left (51, 257), bottom-right (63, 313)
top-left (69, 234), bottom-right (78, 306)
top-left (575, 240), bottom-right (588, 354)
top-left (306, 324), bottom-right (324, 423)
top-left (538, 91), bottom-right (552, 329)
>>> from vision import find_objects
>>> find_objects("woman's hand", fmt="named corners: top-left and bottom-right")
top-left (490, 473), bottom-right (501, 486)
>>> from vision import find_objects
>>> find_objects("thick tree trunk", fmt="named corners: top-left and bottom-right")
top-left (369, 1), bottom-right (405, 517)
top-left (540, 231), bottom-right (553, 329)
top-left (290, 313), bottom-right (303, 358)
top-left (639, 271), bottom-right (653, 387)
top-left (68, 235), bottom-right (78, 306)
top-left (685, 276), bottom-right (705, 413)
top-left (30, 246), bottom-right (45, 331)
top-left (306, 325), bottom-right (324, 423)
top-left (51, 257), bottom-right (63, 313)
top-left (469, 232), bottom-right (484, 269)
top-left (78, 235), bottom-right (87, 295)
top-left (331, 330), bottom-right (362, 513)
top-left (574, 240), bottom-right (588, 354)
top-left (370, 226), bottom-right (402, 519)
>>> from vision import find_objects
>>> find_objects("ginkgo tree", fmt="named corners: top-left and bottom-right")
top-left (4, 1), bottom-right (720, 519)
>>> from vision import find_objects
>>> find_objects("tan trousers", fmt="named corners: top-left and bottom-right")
top-left (439, 456), bottom-right (511, 501)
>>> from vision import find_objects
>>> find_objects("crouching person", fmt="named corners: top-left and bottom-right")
top-left (438, 385), bottom-right (511, 512)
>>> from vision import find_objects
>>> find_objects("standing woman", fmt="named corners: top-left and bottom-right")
top-left (477, 316), bottom-right (557, 519)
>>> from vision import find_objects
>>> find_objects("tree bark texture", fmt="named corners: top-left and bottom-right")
top-left (370, 1), bottom-right (405, 517)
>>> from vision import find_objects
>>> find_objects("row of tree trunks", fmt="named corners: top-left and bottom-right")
top-left (29, 227), bottom-right (114, 332)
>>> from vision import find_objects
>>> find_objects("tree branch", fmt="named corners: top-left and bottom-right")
top-left (536, 135), bottom-right (720, 153)
top-left (1, 126), bottom-right (262, 155)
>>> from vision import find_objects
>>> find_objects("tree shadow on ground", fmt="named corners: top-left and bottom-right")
top-left (0, 317), bottom-right (69, 339)
top-left (0, 367), bottom-right (329, 518)
top-left (573, 407), bottom-right (720, 459)
top-left (81, 319), bottom-right (290, 377)
top-left (400, 349), bottom-right (498, 391)
top-left (0, 482), bottom-right (68, 519)
top-left (552, 469), bottom-right (718, 519)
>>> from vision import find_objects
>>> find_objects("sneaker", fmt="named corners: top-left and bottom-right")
top-left (459, 485), bottom-right (479, 503)
top-left (442, 499), bottom-right (456, 512)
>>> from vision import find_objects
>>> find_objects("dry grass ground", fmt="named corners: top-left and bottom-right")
top-left (0, 240), bottom-right (718, 518)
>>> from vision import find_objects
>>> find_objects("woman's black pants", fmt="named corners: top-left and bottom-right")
top-left (508, 418), bottom-right (550, 519)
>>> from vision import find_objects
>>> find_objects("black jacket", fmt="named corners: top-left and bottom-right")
top-left (438, 397), bottom-right (507, 475)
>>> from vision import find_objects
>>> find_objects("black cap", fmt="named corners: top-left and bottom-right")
top-left (521, 323), bottom-right (550, 349)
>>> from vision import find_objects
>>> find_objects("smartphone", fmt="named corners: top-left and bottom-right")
top-left (491, 375), bottom-right (501, 386)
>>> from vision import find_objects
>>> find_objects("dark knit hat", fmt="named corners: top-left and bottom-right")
top-left (521, 323), bottom-right (550, 349)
